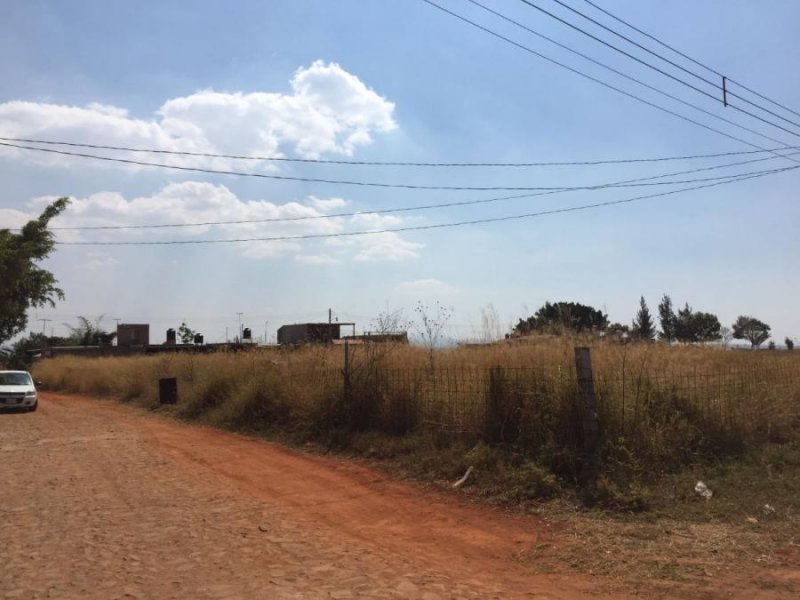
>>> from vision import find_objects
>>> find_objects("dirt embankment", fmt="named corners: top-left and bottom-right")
top-left (1, 393), bottom-right (796, 599)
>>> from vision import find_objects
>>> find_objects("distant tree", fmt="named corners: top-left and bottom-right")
top-left (370, 308), bottom-right (411, 335)
top-left (720, 326), bottom-right (733, 347)
top-left (514, 301), bottom-right (608, 336)
top-left (689, 311), bottom-right (722, 343)
top-left (657, 294), bottom-right (676, 342)
top-left (786, 337), bottom-right (795, 351)
top-left (630, 296), bottom-right (656, 341)
top-left (732, 315), bottom-right (771, 348)
top-left (674, 303), bottom-right (694, 343)
top-left (0, 197), bottom-right (70, 345)
top-left (65, 315), bottom-right (116, 346)
top-left (671, 303), bottom-right (721, 343)
top-left (178, 321), bottom-right (197, 344)
top-left (606, 322), bottom-right (630, 342)
top-left (1, 331), bottom-right (71, 369)
top-left (768, 341), bottom-right (776, 350)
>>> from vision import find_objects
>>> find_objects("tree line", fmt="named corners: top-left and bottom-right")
top-left (513, 297), bottom-right (785, 349)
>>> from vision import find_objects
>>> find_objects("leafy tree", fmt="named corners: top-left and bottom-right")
top-left (786, 337), bottom-right (794, 351)
top-left (674, 303), bottom-right (694, 343)
top-left (178, 321), bottom-right (197, 344)
top-left (0, 197), bottom-right (70, 344)
top-left (732, 316), bottom-right (771, 348)
top-left (674, 303), bottom-right (721, 343)
top-left (1, 331), bottom-right (71, 369)
top-left (688, 311), bottom-right (722, 343)
top-left (657, 294), bottom-right (676, 342)
top-left (630, 296), bottom-right (656, 341)
top-left (514, 301), bottom-right (608, 335)
top-left (64, 315), bottom-right (116, 346)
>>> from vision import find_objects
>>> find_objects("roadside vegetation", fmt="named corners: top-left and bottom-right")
top-left (28, 306), bottom-right (800, 586)
top-left (33, 337), bottom-right (800, 504)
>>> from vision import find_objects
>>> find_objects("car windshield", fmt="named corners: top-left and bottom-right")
top-left (0, 372), bottom-right (32, 386)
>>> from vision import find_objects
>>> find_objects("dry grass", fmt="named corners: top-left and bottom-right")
top-left (33, 338), bottom-right (800, 507)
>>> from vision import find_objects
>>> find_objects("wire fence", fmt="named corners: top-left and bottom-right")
top-left (290, 359), bottom-right (800, 456)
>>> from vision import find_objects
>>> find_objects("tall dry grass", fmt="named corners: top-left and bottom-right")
top-left (33, 338), bottom-right (800, 493)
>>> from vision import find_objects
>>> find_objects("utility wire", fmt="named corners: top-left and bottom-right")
top-left (54, 164), bottom-right (799, 246)
top-left (45, 151), bottom-right (800, 231)
top-left (538, 0), bottom-right (800, 131)
top-left (421, 0), bottom-right (800, 166)
top-left (4, 140), bottom-right (794, 193)
top-left (553, 0), bottom-right (720, 90)
top-left (578, 0), bottom-right (800, 121)
top-left (0, 141), bottom-right (701, 192)
top-left (515, 0), bottom-right (800, 138)
top-left (2, 135), bottom-right (797, 168)
top-left (465, 0), bottom-right (798, 152)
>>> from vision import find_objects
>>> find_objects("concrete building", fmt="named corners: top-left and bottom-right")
top-left (277, 323), bottom-right (342, 345)
top-left (117, 323), bottom-right (150, 347)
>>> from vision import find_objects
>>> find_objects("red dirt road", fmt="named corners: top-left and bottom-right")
top-left (0, 393), bottom-right (626, 599)
top-left (9, 393), bottom-right (794, 598)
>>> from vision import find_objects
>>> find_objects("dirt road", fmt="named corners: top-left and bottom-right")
top-left (0, 393), bottom-right (624, 599)
top-left (1, 393), bottom-right (788, 599)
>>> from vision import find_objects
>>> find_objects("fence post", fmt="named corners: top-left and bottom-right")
top-left (342, 339), bottom-right (351, 404)
top-left (574, 347), bottom-right (600, 454)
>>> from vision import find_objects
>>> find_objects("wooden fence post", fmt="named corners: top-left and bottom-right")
top-left (574, 347), bottom-right (600, 453)
top-left (342, 339), bottom-right (351, 403)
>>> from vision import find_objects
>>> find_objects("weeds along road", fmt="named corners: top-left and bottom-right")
top-left (1, 393), bottom-right (620, 600)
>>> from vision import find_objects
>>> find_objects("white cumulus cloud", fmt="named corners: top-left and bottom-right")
top-left (0, 60), bottom-right (397, 169)
top-left (16, 183), bottom-right (420, 263)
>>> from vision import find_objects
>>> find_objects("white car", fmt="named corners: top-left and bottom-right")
top-left (0, 370), bottom-right (38, 412)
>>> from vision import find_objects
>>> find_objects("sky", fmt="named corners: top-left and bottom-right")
top-left (1, 0), bottom-right (799, 345)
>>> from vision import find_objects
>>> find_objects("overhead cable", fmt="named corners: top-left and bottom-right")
top-left (54, 165), bottom-right (799, 246)
top-left (2, 135), bottom-right (797, 168)
top-left (515, 0), bottom-right (800, 138)
top-left (45, 151), bottom-right (800, 231)
top-left (421, 0), bottom-right (800, 165)
top-left (4, 140), bottom-right (795, 193)
top-left (578, 0), bottom-right (800, 121)
top-left (465, 0), bottom-right (799, 151)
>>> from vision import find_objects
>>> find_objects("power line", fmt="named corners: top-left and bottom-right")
top-left (2, 135), bottom-right (796, 168)
top-left (465, 0), bottom-right (799, 152)
top-left (0, 141), bottom-right (683, 192)
top-left (563, 0), bottom-right (800, 130)
top-left (578, 0), bottom-right (800, 121)
top-left (421, 0), bottom-right (800, 165)
top-left (4, 140), bottom-right (793, 194)
top-left (54, 165), bottom-right (799, 246)
top-left (44, 152), bottom-right (800, 231)
top-left (515, 0), bottom-right (800, 138)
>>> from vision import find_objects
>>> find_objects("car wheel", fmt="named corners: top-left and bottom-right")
top-left (28, 402), bottom-right (38, 413)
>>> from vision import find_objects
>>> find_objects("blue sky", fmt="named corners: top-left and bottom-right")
top-left (1, 0), bottom-right (799, 344)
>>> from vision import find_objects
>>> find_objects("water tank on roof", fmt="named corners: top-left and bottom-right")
top-left (194, 333), bottom-right (204, 345)
top-left (243, 328), bottom-right (252, 340)
top-left (166, 328), bottom-right (176, 344)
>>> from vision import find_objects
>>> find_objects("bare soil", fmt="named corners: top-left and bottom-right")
top-left (0, 393), bottom-right (797, 599)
